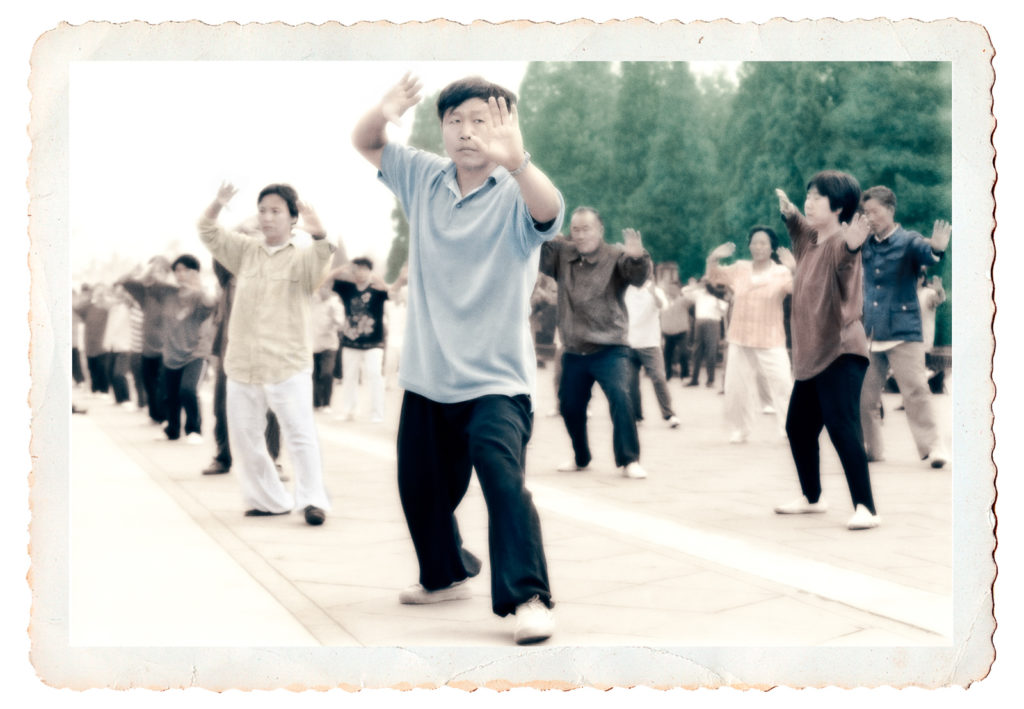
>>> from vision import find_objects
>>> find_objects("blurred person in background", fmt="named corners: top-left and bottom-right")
top-left (157, 254), bottom-right (216, 444)
top-left (625, 277), bottom-right (680, 429)
top-left (686, 279), bottom-right (729, 389)
top-left (311, 280), bottom-right (347, 413)
top-left (102, 284), bottom-right (135, 408)
top-left (706, 226), bottom-right (794, 443)
top-left (120, 256), bottom-right (174, 425)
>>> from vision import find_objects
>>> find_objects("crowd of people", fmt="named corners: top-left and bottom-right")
top-left (71, 73), bottom-right (953, 646)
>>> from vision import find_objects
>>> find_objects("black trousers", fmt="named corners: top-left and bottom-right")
top-left (786, 355), bottom-right (876, 514)
top-left (211, 357), bottom-right (280, 467)
top-left (313, 349), bottom-right (337, 408)
top-left (397, 391), bottom-right (552, 617)
top-left (72, 347), bottom-right (85, 384)
top-left (86, 353), bottom-right (110, 393)
top-left (662, 332), bottom-right (690, 379)
top-left (107, 352), bottom-right (131, 403)
top-left (141, 354), bottom-right (166, 423)
top-left (689, 319), bottom-right (721, 385)
top-left (129, 352), bottom-right (147, 408)
top-left (162, 359), bottom-right (204, 440)
top-left (559, 346), bottom-right (640, 468)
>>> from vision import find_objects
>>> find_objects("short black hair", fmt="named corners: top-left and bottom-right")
top-left (171, 254), bottom-right (201, 272)
top-left (437, 76), bottom-right (517, 121)
top-left (861, 185), bottom-right (898, 212)
top-left (258, 183), bottom-right (300, 218)
top-left (806, 170), bottom-right (862, 223)
top-left (351, 257), bottom-right (373, 270)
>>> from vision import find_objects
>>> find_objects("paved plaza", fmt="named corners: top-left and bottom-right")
top-left (66, 362), bottom-right (955, 652)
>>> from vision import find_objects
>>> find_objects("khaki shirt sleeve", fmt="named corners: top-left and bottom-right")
top-left (197, 216), bottom-right (248, 275)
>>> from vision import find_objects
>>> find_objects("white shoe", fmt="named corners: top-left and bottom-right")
top-left (370, 416), bottom-right (384, 424)
top-left (728, 430), bottom-right (748, 444)
top-left (546, 409), bottom-right (560, 418)
top-left (667, 416), bottom-right (681, 429)
top-left (119, 401), bottom-right (134, 410)
top-left (621, 462), bottom-right (647, 479)
top-left (186, 433), bottom-right (204, 445)
top-left (513, 595), bottom-right (554, 645)
top-left (557, 459), bottom-right (589, 472)
top-left (774, 496), bottom-right (828, 514)
top-left (762, 405), bottom-right (776, 415)
top-left (847, 504), bottom-right (881, 530)
top-left (398, 579), bottom-right (472, 605)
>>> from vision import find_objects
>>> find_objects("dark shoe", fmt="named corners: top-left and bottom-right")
top-left (685, 381), bottom-right (699, 387)
top-left (202, 460), bottom-right (231, 475)
top-left (304, 505), bottom-right (326, 526)
top-left (244, 509), bottom-right (289, 517)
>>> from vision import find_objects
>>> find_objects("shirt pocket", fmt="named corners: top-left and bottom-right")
top-left (889, 301), bottom-right (921, 337)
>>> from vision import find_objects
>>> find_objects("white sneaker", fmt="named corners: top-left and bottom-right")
top-left (119, 401), bottom-right (134, 410)
top-left (728, 430), bottom-right (748, 444)
top-left (847, 504), bottom-right (881, 530)
top-left (774, 496), bottom-right (828, 514)
top-left (667, 416), bottom-right (681, 429)
top-left (621, 462), bottom-right (647, 479)
top-left (545, 409), bottom-right (560, 418)
top-left (513, 595), bottom-right (554, 645)
top-left (186, 433), bottom-right (204, 445)
top-left (762, 405), bottom-right (776, 415)
top-left (398, 579), bottom-right (472, 605)
top-left (557, 460), bottom-right (589, 472)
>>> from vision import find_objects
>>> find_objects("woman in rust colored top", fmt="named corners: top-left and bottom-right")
top-left (772, 171), bottom-right (879, 531)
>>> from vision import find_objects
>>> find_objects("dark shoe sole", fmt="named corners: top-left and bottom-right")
top-left (244, 509), bottom-right (290, 517)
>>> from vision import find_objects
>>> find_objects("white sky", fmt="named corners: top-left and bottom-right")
top-left (69, 60), bottom-right (739, 279)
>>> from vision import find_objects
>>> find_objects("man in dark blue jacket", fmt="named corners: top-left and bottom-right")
top-left (859, 186), bottom-right (952, 468)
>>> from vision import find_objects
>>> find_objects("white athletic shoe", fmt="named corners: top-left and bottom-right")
top-left (847, 504), bottom-right (881, 530)
top-left (621, 462), bottom-right (647, 479)
top-left (185, 432), bottom-right (204, 445)
top-left (774, 496), bottom-right (828, 514)
top-left (513, 595), bottom-right (554, 645)
top-left (398, 579), bottom-right (472, 605)
top-left (557, 460), bottom-right (589, 472)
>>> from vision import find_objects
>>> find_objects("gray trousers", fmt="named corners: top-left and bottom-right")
top-left (859, 342), bottom-right (940, 460)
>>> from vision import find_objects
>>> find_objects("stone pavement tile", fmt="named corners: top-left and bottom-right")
top-left (878, 565), bottom-right (952, 594)
top-left (548, 549), bottom-right (701, 586)
top-left (547, 577), bottom-right (638, 603)
top-left (696, 596), bottom-right (869, 646)
top-left (542, 532), bottom-right (653, 562)
top-left (269, 552), bottom-right (419, 588)
top-left (578, 576), bottom-right (780, 615)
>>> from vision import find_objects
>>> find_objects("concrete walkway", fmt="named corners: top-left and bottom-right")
top-left (67, 364), bottom-right (953, 649)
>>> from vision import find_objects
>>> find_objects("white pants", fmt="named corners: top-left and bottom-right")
top-left (226, 370), bottom-right (330, 513)
top-left (340, 347), bottom-right (385, 420)
top-left (723, 343), bottom-right (793, 438)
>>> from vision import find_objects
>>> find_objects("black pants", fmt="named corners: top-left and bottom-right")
top-left (86, 353), bottom-right (110, 393)
top-left (107, 352), bottom-right (131, 403)
top-left (689, 319), bottom-right (721, 385)
top-left (313, 349), bottom-right (337, 408)
top-left (129, 352), bottom-right (147, 408)
top-left (162, 359), bottom-right (204, 440)
top-left (72, 347), bottom-right (85, 384)
top-left (559, 346), bottom-right (640, 468)
top-left (397, 391), bottom-right (552, 617)
top-left (786, 355), bottom-right (876, 514)
top-left (662, 332), bottom-right (690, 379)
top-left (141, 354), bottom-right (166, 423)
top-left (212, 357), bottom-right (280, 467)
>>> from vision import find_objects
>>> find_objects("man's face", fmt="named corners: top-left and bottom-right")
top-left (570, 211), bottom-right (604, 256)
top-left (442, 98), bottom-right (497, 173)
top-left (861, 198), bottom-right (896, 236)
top-left (258, 193), bottom-right (296, 245)
top-left (173, 264), bottom-right (197, 288)
top-left (803, 186), bottom-right (840, 229)
top-left (353, 264), bottom-right (372, 287)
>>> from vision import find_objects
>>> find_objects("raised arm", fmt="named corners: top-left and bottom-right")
top-left (351, 72), bottom-right (424, 170)
top-left (618, 228), bottom-right (652, 286)
top-left (472, 96), bottom-right (561, 225)
top-left (705, 242), bottom-right (736, 281)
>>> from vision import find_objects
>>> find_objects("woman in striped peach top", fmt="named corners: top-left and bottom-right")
top-left (706, 226), bottom-right (795, 443)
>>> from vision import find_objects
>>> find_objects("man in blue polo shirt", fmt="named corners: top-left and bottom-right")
top-left (352, 73), bottom-right (564, 645)
top-left (859, 186), bottom-right (952, 468)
